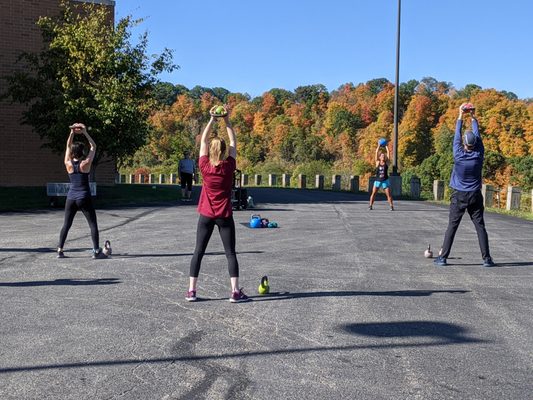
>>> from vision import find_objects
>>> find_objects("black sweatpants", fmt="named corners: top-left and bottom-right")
top-left (180, 172), bottom-right (193, 191)
top-left (58, 198), bottom-right (99, 250)
top-left (440, 189), bottom-right (490, 259)
top-left (190, 215), bottom-right (239, 278)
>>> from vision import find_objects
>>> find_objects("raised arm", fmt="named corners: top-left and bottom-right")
top-left (199, 117), bottom-right (216, 157)
top-left (64, 129), bottom-right (75, 166)
top-left (386, 145), bottom-right (390, 162)
top-left (224, 114), bottom-right (237, 159)
top-left (80, 126), bottom-right (96, 172)
top-left (453, 105), bottom-right (465, 158)
top-left (374, 144), bottom-right (381, 165)
top-left (470, 112), bottom-right (484, 153)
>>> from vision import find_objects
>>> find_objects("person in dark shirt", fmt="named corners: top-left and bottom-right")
top-left (434, 104), bottom-right (495, 267)
top-left (178, 151), bottom-right (196, 201)
top-left (57, 123), bottom-right (107, 259)
top-left (368, 143), bottom-right (394, 211)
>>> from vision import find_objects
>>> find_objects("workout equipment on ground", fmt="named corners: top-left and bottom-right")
top-left (250, 215), bottom-right (262, 228)
top-left (424, 244), bottom-right (433, 258)
top-left (258, 276), bottom-right (270, 295)
top-left (210, 105), bottom-right (228, 117)
top-left (231, 170), bottom-right (248, 210)
top-left (103, 240), bottom-right (112, 256)
top-left (378, 138), bottom-right (387, 147)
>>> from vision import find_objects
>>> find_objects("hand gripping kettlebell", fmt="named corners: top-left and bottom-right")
top-left (258, 276), bottom-right (270, 295)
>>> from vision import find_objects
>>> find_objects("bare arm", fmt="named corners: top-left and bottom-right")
top-left (375, 145), bottom-right (381, 165)
top-left (64, 129), bottom-right (75, 166)
top-left (199, 117), bottom-right (216, 157)
top-left (386, 145), bottom-right (390, 161)
top-left (80, 127), bottom-right (96, 172)
top-left (224, 115), bottom-right (237, 159)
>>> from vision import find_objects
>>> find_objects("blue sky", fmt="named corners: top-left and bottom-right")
top-left (116, 0), bottom-right (533, 99)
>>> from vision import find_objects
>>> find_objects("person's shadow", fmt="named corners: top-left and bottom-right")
top-left (249, 289), bottom-right (470, 302)
top-left (341, 320), bottom-right (479, 344)
top-left (0, 278), bottom-right (121, 287)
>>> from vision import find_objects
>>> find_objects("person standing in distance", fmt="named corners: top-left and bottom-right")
top-left (178, 151), bottom-right (196, 201)
top-left (185, 110), bottom-right (249, 303)
top-left (368, 142), bottom-right (394, 211)
top-left (57, 123), bottom-right (107, 259)
top-left (434, 103), bottom-right (495, 267)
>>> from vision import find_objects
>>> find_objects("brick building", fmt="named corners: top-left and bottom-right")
top-left (0, 0), bottom-right (116, 186)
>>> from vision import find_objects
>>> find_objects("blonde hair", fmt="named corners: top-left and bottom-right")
top-left (209, 137), bottom-right (226, 166)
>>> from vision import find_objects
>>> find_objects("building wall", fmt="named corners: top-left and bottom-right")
top-left (0, 0), bottom-right (116, 186)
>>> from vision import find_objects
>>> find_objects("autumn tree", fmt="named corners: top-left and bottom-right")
top-left (3, 1), bottom-right (176, 175)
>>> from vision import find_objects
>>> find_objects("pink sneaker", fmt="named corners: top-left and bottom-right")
top-left (230, 288), bottom-right (250, 303)
top-left (185, 290), bottom-right (197, 302)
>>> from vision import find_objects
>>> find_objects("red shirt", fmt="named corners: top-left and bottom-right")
top-left (197, 155), bottom-right (236, 218)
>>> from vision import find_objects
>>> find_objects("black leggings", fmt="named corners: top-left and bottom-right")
top-left (190, 215), bottom-right (239, 278)
top-left (58, 198), bottom-right (99, 250)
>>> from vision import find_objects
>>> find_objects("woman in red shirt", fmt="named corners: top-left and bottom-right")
top-left (186, 112), bottom-right (249, 303)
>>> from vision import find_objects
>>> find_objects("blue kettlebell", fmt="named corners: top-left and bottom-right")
top-left (250, 214), bottom-right (262, 228)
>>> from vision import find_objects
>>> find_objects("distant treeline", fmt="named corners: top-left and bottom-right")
top-left (124, 77), bottom-right (533, 192)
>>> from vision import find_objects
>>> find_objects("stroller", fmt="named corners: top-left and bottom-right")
top-left (231, 170), bottom-right (248, 210)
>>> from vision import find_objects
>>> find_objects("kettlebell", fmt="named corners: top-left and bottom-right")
top-left (103, 240), bottom-right (112, 256)
top-left (250, 214), bottom-right (262, 228)
top-left (258, 276), bottom-right (270, 295)
top-left (424, 244), bottom-right (433, 258)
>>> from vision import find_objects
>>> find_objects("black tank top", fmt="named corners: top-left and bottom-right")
top-left (376, 162), bottom-right (389, 182)
top-left (68, 160), bottom-right (91, 200)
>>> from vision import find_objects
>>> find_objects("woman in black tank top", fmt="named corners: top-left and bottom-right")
top-left (368, 143), bottom-right (395, 211)
top-left (57, 123), bottom-right (107, 259)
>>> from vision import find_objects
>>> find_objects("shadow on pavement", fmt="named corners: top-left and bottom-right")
top-left (0, 248), bottom-right (87, 253)
top-left (0, 278), bottom-right (121, 287)
top-left (442, 261), bottom-right (533, 267)
top-left (114, 251), bottom-right (264, 259)
top-left (341, 321), bottom-right (476, 343)
top-left (249, 289), bottom-right (469, 302)
top-left (0, 320), bottom-right (485, 375)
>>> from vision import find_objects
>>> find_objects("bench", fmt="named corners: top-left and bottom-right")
top-left (47, 182), bottom-right (97, 207)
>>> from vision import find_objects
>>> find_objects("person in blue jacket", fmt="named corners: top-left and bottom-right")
top-left (434, 103), bottom-right (495, 267)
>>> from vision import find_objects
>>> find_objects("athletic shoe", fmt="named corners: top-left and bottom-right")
top-left (483, 257), bottom-right (496, 267)
top-left (57, 251), bottom-right (65, 259)
top-left (390, 206), bottom-right (394, 211)
top-left (230, 288), bottom-right (250, 303)
top-left (92, 248), bottom-right (108, 259)
top-left (433, 256), bottom-right (447, 266)
top-left (368, 205), bottom-right (373, 210)
top-left (185, 290), bottom-right (197, 302)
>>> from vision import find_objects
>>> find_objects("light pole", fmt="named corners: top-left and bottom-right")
top-left (392, 0), bottom-right (401, 175)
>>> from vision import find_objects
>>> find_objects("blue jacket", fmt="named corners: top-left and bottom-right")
top-left (449, 118), bottom-right (484, 192)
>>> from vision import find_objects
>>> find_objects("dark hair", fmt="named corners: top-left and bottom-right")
top-left (71, 142), bottom-right (85, 159)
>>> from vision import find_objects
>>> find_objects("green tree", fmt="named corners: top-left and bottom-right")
top-left (3, 1), bottom-right (176, 175)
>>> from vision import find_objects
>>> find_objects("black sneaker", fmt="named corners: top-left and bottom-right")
top-left (390, 206), bottom-right (394, 211)
top-left (92, 248), bottom-right (108, 259)
top-left (433, 256), bottom-right (447, 266)
top-left (483, 257), bottom-right (496, 267)
top-left (368, 205), bottom-right (373, 210)
top-left (57, 250), bottom-right (65, 259)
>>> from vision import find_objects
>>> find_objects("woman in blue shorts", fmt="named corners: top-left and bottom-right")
top-left (369, 143), bottom-right (394, 211)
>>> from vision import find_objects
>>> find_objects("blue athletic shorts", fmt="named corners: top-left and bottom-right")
top-left (374, 179), bottom-right (390, 190)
